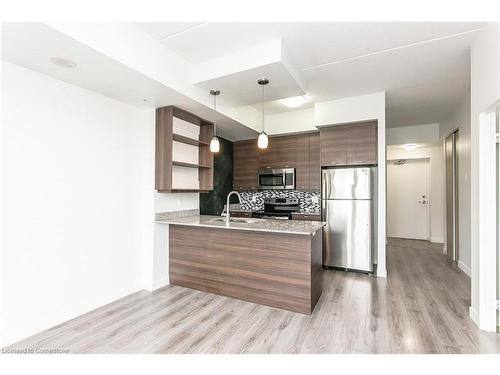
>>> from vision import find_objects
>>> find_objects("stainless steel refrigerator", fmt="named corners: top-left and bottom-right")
top-left (322, 167), bottom-right (375, 272)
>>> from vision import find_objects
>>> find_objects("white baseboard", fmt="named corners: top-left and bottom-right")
top-left (376, 267), bottom-right (387, 278)
top-left (458, 260), bottom-right (471, 278)
top-left (469, 306), bottom-right (479, 326)
top-left (429, 236), bottom-right (444, 244)
top-left (152, 276), bottom-right (169, 291)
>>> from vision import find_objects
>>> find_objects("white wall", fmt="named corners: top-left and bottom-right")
top-left (440, 91), bottom-right (472, 276)
top-left (0, 61), bottom-right (157, 346)
top-left (387, 123), bottom-right (440, 145)
top-left (469, 23), bottom-right (500, 329)
top-left (151, 193), bottom-right (198, 290)
top-left (265, 107), bottom-right (315, 135)
top-left (387, 146), bottom-right (445, 244)
top-left (315, 92), bottom-right (387, 277)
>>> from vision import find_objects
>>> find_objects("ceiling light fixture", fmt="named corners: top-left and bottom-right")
top-left (279, 95), bottom-right (308, 108)
top-left (257, 78), bottom-right (269, 149)
top-left (209, 89), bottom-right (221, 153)
top-left (49, 57), bottom-right (77, 69)
top-left (403, 143), bottom-right (417, 151)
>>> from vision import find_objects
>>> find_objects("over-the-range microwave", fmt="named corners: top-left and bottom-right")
top-left (258, 168), bottom-right (295, 190)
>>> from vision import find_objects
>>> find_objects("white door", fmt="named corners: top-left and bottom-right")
top-left (387, 158), bottom-right (429, 240)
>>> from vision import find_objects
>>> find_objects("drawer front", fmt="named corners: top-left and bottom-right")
top-left (230, 211), bottom-right (253, 218)
top-left (292, 213), bottom-right (321, 221)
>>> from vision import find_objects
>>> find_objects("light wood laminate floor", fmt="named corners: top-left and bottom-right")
top-left (8, 238), bottom-right (500, 353)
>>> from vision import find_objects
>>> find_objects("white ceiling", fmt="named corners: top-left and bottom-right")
top-left (1, 22), bottom-right (482, 136)
top-left (136, 22), bottom-right (482, 127)
top-left (137, 22), bottom-right (480, 68)
top-left (1, 23), bottom-right (259, 141)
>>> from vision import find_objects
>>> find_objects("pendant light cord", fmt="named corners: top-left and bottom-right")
top-left (262, 83), bottom-right (265, 133)
top-left (213, 93), bottom-right (217, 136)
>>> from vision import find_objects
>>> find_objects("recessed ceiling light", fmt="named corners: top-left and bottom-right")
top-left (49, 57), bottom-right (77, 69)
top-left (279, 95), bottom-right (308, 108)
top-left (403, 143), bottom-right (417, 151)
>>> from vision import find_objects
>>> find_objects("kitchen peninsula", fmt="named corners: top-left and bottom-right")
top-left (156, 211), bottom-right (325, 314)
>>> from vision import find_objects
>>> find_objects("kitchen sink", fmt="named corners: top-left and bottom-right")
top-left (209, 218), bottom-right (263, 224)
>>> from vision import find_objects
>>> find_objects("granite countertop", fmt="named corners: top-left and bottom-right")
top-left (155, 211), bottom-right (325, 235)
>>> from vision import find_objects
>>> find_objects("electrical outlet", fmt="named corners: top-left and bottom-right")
top-left (312, 196), bottom-right (319, 204)
top-left (252, 196), bottom-right (257, 202)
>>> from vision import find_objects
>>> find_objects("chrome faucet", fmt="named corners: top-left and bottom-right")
top-left (226, 191), bottom-right (242, 225)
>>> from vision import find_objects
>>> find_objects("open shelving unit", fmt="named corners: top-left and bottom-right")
top-left (155, 106), bottom-right (214, 193)
top-left (172, 161), bottom-right (211, 169)
top-left (172, 133), bottom-right (210, 147)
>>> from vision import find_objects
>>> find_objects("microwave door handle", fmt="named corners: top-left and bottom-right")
top-left (282, 173), bottom-right (286, 188)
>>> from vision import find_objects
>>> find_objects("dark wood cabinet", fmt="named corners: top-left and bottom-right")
top-left (295, 136), bottom-right (309, 189)
top-left (233, 140), bottom-right (258, 191)
top-left (258, 136), bottom-right (296, 169)
top-left (291, 212), bottom-right (321, 221)
top-left (320, 125), bottom-right (348, 166)
top-left (320, 121), bottom-right (377, 167)
top-left (257, 141), bottom-right (277, 170)
top-left (308, 133), bottom-right (321, 190)
top-left (274, 135), bottom-right (297, 168)
top-left (230, 211), bottom-right (253, 218)
top-left (346, 121), bottom-right (377, 165)
top-left (233, 132), bottom-right (322, 191)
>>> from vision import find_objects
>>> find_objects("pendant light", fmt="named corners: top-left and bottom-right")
top-left (257, 78), bottom-right (269, 149)
top-left (209, 89), bottom-right (220, 153)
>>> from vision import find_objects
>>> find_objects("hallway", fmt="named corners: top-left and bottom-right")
top-left (8, 238), bottom-right (500, 354)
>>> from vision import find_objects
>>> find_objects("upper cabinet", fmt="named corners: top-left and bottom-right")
top-left (155, 106), bottom-right (214, 192)
top-left (346, 122), bottom-right (377, 165)
top-left (319, 125), bottom-right (348, 166)
top-left (233, 139), bottom-right (259, 191)
top-left (234, 132), bottom-right (320, 191)
top-left (232, 122), bottom-right (376, 192)
top-left (258, 136), bottom-right (297, 170)
top-left (295, 135), bottom-right (309, 189)
top-left (273, 135), bottom-right (297, 169)
top-left (308, 133), bottom-right (321, 190)
top-left (320, 121), bottom-right (377, 167)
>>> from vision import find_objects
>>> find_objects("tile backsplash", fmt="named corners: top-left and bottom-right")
top-left (238, 190), bottom-right (320, 213)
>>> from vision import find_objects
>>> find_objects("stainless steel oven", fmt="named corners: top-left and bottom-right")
top-left (258, 168), bottom-right (295, 190)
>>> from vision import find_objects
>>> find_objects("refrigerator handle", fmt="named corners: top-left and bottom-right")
top-left (322, 170), bottom-right (330, 199)
top-left (322, 195), bottom-right (327, 220)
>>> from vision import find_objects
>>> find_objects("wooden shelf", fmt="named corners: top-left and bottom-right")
top-left (172, 161), bottom-right (211, 169)
top-left (156, 106), bottom-right (214, 193)
top-left (172, 133), bottom-right (210, 147)
top-left (171, 189), bottom-right (210, 193)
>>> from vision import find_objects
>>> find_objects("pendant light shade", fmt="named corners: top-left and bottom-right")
top-left (209, 89), bottom-right (220, 153)
top-left (257, 78), bottom-right (269, 149)
top-left (257, 131), bottom-right (269, 149)
top-left (210, 136), bottom-right (220, 152)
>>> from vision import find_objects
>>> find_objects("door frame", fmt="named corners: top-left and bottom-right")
top-left (472, 104), bottom-right (498, 332)
top-left (386, 157), bottom-right (431, 241)
top-left (444, 129), bottom-right (460, 261)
